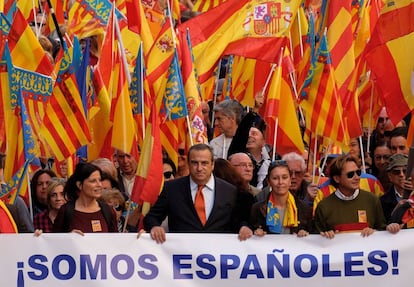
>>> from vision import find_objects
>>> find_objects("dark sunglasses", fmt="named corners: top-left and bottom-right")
top-left (391, 168), bottom-right (407, 176)
top-left (164, 171), bottom-right (174, 178)
top-left (270, 160), bottom-right (288, 167)
top-left (178, 148), bottom-right (185, 156)
top-left (345, 169), bottom-right (362, 179)
top-left (112, 204), bottom-right (123, 212)
top-left (377, 117), bottom-right (389, 124)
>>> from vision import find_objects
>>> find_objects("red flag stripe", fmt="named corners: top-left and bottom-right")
top-left (368, 2), bottom-right (414, 47)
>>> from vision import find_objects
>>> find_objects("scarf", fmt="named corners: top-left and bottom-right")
top-left (266, 192), bottom-right (298, 233)
top-left (335, 188), bottom-right (359, 201)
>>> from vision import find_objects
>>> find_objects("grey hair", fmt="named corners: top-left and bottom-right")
top-left (282, 152), bottom-right (306, 171)
top-left (213, 99), bottom-right (244, 125)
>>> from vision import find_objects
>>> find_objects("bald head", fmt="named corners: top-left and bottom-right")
top-left (228, 153), bottom-right (254, 184)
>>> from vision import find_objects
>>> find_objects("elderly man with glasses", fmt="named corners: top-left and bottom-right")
top-left (314, 155), bottom-right (399, 239)
top-left (380, 154), bottom-right (413, 223)
top-left (281, 152), bottom-right (318, 207)
top-left (228, 153), bottom-right (261, 197)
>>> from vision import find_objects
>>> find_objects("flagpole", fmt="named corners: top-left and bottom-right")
top-left (272, 117), bottom-right (279, 161)
top-left (263, 63), bottom-right (277, 160)
top-left (45, 0), bottom-right (65, 47)
top-left (186, 116), bottom-right (194, 146)
top-left (313, 136), bottom-right (319, 183)
top-left (114, 7), bottom-right (131, 85)
top-left (122, 201), bottom-right (133, 232)
top-left (267, 48), bottom-right (285, 161)
top-left (307, 132), bottom-right (312, 175)
top-left (288, 72), bottom-right (305, 125)
top-left (27, 168), bottom-right (34, 222)
top-left (297, 8), bottom-right (304, 58)
top-left (358, 136), bottom-right (366, 173)
top-left (35, 11), bottom-right (46, 39)
top-left (317, 139), bottom-right (332, 184)
top-left (366, 75), bottom-right (374, 156)
top-left (211, 58), bottom-right (223, 130)
top-left (165, 0), bottom-right (177, 45)
top-left (263, 64), bottom-right (277, 94)
top-left (288, 32), bottom-right (294, 65)
top-left (32, 0), bottom-right (38, 34)
top-left (165, 0), bottom-right (193, 146)
top-left (139, 42), bottom-right (146, 138)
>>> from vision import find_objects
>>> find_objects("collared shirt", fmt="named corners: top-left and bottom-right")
top-left (121, 175), bottom-right (135, 197)
top-left (209, 134), bottom-right (233, 159)
top-left (335, 188), bottom-right (360, 201)
top-left (190, 175), bottom-right (215, 220)
top-left (393, 186), bottom-right (404, 203)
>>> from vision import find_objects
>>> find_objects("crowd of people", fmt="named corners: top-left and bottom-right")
top-left (0, 1), bottom-right (413, 242)
top-left (1, 98), bottom-right (413, 242)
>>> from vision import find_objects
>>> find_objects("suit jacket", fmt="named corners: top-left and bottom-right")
top-left (380, 186), bottom-right (399, 223)
top-left (144, 176), bottom-right (241, 233)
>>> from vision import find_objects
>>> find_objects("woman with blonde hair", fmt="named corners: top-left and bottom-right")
top-left (100, 188), bottom-right (126, 232)
top-left (34, 177), bottom-right (67, 233)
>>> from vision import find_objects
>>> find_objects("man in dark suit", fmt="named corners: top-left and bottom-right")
top-left (144, 143), bottom-right (253, 243)
top-left (380, 153), bottom-right (411, 222)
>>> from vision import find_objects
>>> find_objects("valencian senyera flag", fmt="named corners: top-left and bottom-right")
top-left (40, 43), bottom-right (91, 161)
top-left (0, 43), bottom-right (38, 204)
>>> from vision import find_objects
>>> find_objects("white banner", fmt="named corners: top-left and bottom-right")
top-left (1, 230), bottom-right (413, 286)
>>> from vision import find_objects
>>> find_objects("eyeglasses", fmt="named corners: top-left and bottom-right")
top-left (391, 168), bottom-right (407, 176)
top-left (30, 22), bottom-right (46, 27)
top-left (290, 170), bottom-right (304, 177)
top-left (344, 169), bottom-right (362, 179)
top-left (374, 154), bottom-right (390, 161)
top-left (233, 163), bottom-right (254, 169)
top-left (377, 117), bottom-right (389, 124)
top-left (178, 149), bottom-right (185, 156)
top-left (270, 160), bottom-right (288, 167)
top-left (163, 171), bottom-right (174, 178)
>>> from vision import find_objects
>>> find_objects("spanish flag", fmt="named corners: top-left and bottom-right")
top-left (178, 0), bottom-right (301, 85)
top-left (132, 101), bottom-right (163, 215)
top-left (365, 0), bottom-right (414, 124)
